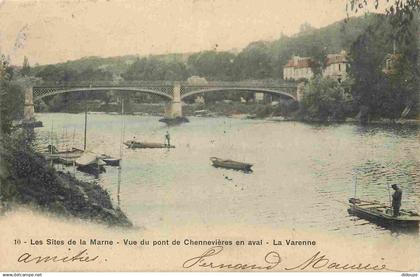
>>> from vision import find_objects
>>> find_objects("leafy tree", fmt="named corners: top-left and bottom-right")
top-left (300, 76), bottom-right (352, 121)
top-left (299, 22), bottom-right (316, 33)
top-left (349, 14), bottom-right (418, 120)
top-left (21, 56), bottom-right (31, 77)
top-left (233, 41), bottom-right (273, 80)
top-left (347, 0), bottom-right (420, 43)
top-left (123, 57), bottom-right (187, 81)
top-left (187, 51), bottom-right (235, 81)
top-left (1, 56), bottom-right (25, 134)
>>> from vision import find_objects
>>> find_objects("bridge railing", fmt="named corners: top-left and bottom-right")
top-left (34, 80), bottom-right (297, 88)
top-left (33, 80), bottom-right (175, 88)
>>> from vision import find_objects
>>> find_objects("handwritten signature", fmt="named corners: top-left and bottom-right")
top-left (16, 245), bottom-right (398, 271)
top-left (183, 246), bottom-right (394, 271)
top-left (17, 249), bottom-right (99, 264)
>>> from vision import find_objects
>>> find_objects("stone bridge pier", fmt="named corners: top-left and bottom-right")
top-left (164, 82), bottom-right (183, 118)
top-left (23, 86), bottom-right (35, 122)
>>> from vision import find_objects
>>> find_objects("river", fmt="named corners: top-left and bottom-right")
top-left (34, 113), bottom-right (420, 240)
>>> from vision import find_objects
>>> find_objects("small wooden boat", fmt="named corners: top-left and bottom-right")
top-left (348, 198), bottom-right (420, 228)
top-left (124, 140), bottom-right (175, 149)
top-left (97, 154), bottom-right (121, 166)
top-left (43, 146), bottom-right (84, 160)
top-left (75, 153), bottom-right (106, 176)
top-left (159, 117), bottom-right (189, 125)
top-left (210, 157), bottom-right (253, 172)
top-left (56, 157), bottom-right (77, 166)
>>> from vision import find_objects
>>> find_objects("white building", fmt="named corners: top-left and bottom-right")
top-left (283, 56), bottom-right (315, 81)
top-left (187, 76), bottom-right (208, 85)
top-left (323, 51), bottom-right (349, 82)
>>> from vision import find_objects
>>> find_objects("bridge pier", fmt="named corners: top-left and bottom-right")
top-left (296, 82), bottom-right (305, 102)
top-left (23, 86), bottom-right (35, 122)
top-left (165, 82), bottom-right (183, 118)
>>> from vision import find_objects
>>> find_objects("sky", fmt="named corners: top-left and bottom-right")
top-left (0, 0), bottom-right (384, 65)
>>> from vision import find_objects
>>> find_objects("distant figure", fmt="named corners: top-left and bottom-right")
top-left (130, 136), bottom-right (136, 149)
top-left (391, 184), bottom-right (402, 217)
top-left (165, 131), bottom-right (171, 147)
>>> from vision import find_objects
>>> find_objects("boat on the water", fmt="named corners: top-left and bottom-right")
top-left (159, 117), bottom-right (189, 125)
top-left (97, 154), bottom-right (121, 166)
top-left (75, 153), bottom-right (106, 176)
top-left (56, 157), bottom-right (77, 166)
top-left (124, 140), bottom-right (175, 149)
top-left (43, 146), bottom-right (84, 161)
top-left (348, 198), bottom-right (420, 228)
top-left (210, 157), bottom-right (253, 172)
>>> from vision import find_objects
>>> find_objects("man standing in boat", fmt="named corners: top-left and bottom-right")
top-left (129, 136), bottom-right (136, 149)
top-left (391, 184), bottom-right (402, 217)
top-left (165, 131), bottom-right (171, 147)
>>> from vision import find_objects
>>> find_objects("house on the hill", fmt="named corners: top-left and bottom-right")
top-left (323, 50), bottom-right (349, 82)
top-left (283, 56), bottom-right (315, 81)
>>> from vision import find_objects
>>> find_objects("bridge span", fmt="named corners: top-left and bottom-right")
top-left (25, 81), bottom-right (299, 121)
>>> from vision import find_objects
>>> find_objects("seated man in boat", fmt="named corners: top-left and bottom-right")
top-left (391, 184), bottom-right (402, 217)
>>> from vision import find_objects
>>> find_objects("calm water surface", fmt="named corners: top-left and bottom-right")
top-left (35, 113), bottom-right (420, 239)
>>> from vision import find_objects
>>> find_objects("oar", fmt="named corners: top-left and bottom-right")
top-left (333, 199), bottom-right (349, 206)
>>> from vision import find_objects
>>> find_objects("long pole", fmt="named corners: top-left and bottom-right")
top-left (50, 121), bottom-right (54, 167)
top-left (119, 96), bottom-right (125, 159)
top-left (387, 184), bottom-right (392, 208)
top-left (353, 175), bottom-right (357, 199)
top-left (117, 94), bottom-right (125, 208)
top-left (84, 92), bottom-right (87, 151)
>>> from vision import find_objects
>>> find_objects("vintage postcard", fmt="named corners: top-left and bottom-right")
top-left (0, 0), bottom-right (419, 274)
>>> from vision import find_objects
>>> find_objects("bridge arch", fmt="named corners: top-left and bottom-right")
top-left (181, 87), bottom-right (296, 101)
top-left (33, 87), bottom-right (173, 101)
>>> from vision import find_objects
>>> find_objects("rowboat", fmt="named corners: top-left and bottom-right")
top-left (75, 153), bottom-right (106, 176)
top-left (348, 198), bottom-right (420, 228)
top-left (43, 147), bottom-right (84, 160)
top-left (124, 140), bottom-right (175, 149)
top-left (210, 157), bottom-right (253, 172)
top-left (159, 117), bottom-right (189, 125)
top-left (97, 154), bottom-right (121, 166)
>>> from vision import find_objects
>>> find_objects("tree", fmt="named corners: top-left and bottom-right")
top-left (299, 22), bottom-right (316, 33)
top-left (233, 41), bottom-right (273, 80)
top-left (300, 76), bottom-right (352, 121)
top-left (349, 14), bottom-right (418, 120)
top-left (1, 56), bottom-right (25, 134)
top-left (347, 0), bottom-right (420, 43)
top-left (21, 56), bottom-right (30, 77)
top-left (187, 51), bottom-right (235, 81)
top-left (122, 56), bottom-right (189, 81)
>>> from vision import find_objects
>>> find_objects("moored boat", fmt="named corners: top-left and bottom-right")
top-left (348, 198), bottom-right (420, 228)
top-left (43, 146), bottom-right (84, 161)
top-left (159, 117), bottom-right (189, 125)
top-left (97, 154), bottom-right (121, 166)
top-left (75, 153), bottom-right (106, 176)
top-left (210, 157), bottom-right (253, 172)
top-left (124, 140), bottom-right (175, 149)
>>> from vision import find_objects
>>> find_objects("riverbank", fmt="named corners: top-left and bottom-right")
top-left (0, 132), bottom-right (132, 227)
top-left (37, 102), bottom-right (419, 124)
top-left (39, 101), bottom-right (297, 118)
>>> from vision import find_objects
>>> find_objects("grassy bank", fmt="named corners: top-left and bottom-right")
top-left (0, 132), bottom-right (132, 227)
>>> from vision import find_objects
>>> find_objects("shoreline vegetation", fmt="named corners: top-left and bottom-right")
top-left (0, 132), bottom-right (132, 228)
top-left (34, 102), bottom-right (420, 125)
